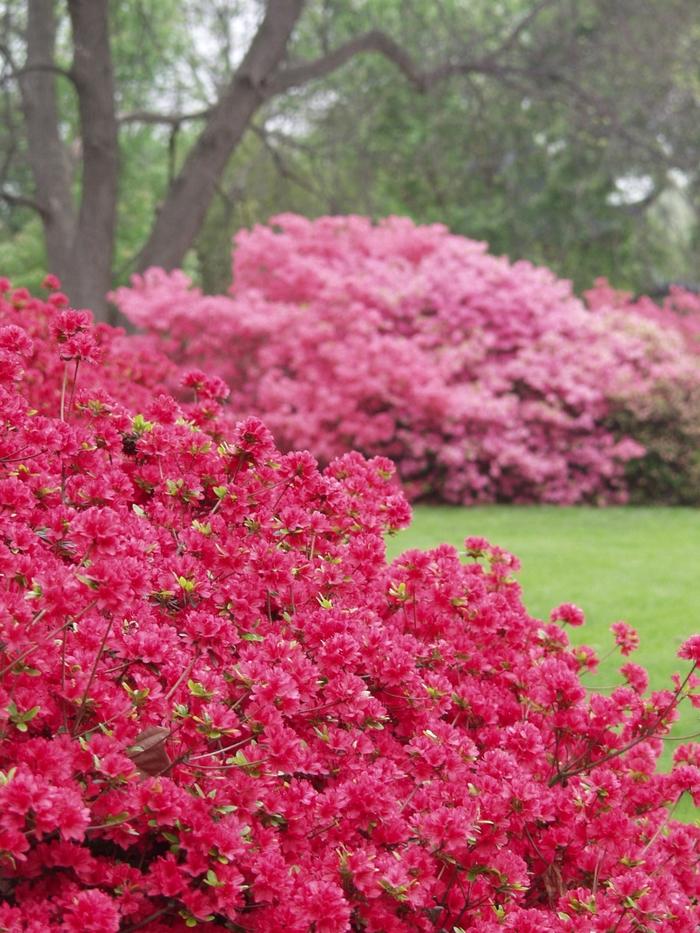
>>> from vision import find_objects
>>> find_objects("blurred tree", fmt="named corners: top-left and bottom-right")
top-left (225, 0), bottom-right (700, 292)
top-left (1, 0), bottom-right (699, 317)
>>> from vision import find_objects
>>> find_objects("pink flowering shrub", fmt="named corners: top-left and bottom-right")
top-left (112, 214), bottom-right (700, 504)
top-left (585, 279), bottom-right (700, 356)
top-left (1, 278), bottom-right (699, 930)
top-left (1, 279), bottom-right (173, 412)
top-left (584, 279), bottom-right (700, 504)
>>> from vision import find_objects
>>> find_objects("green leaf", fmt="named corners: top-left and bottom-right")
top-left (187, 680), bottom-right (214, 699)
top-left (204, 869), bottom-right (224, 887)
top-left (131, 413), bottom-right (154, 435)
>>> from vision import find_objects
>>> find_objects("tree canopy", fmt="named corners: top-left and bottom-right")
top-left (1, 0), bottom-right (699, 319)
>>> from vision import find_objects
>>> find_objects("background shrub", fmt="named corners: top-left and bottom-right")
top-left (585, 279), bottom-right (700, 504)
top-left (112, 215), bottom-right (700, 505)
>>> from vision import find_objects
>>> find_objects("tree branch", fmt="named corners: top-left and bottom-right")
top-left (265, 27), bottom-right (529, 97)
top-left (0, 39), bottom-right (75, 87)
top-left (135, 0), bottom-right (306, 272)
top-left (1, 61), bottom-right (75, 87)
top-left (486, 0), bottom-right (558, 59)
top-left (250, 122), bottom-right (321, 197)
top-left (118, 107), bottom-right (212, 127)
top-left (266, 29), bottom-right (432, 95)
top-left (0, 188), bottom-right (48, 218)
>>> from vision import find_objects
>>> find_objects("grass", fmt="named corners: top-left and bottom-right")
top-left (386, 505), bottom-right (699, 820)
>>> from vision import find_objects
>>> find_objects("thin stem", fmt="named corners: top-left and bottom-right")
top-left (188, 735), bottom-right (252, 762)
top-left (0, 598), bottom-right (98, 679)
top-left (60, 621), bottom-right (69, 730)
top-left (163, 651), bottom-right (199, 701)
top-left (609, 905), bottom-right (631, 933)
top-left (642, 795), bottom-right (681, 855)
top-left (67, 358), bottom-right (80, 416)
top-left (592, 845), bottom-right (606, 896)
top-left (72, 615), bottom-right (115, 735)
top-left (26, 607), bottom-right (47, 631)
top-left (74, 703), bottom-right (133, 740)
top-left (59, 361), bottom-right (69, 421)
top-left (550, 662), bottom-right (697, 786)
top-left (121, 906), bottom-right (174, 933)
top-left (271, 479), bottom-right (292, 513)
top-left (661, 730), bottom-right (700, 741)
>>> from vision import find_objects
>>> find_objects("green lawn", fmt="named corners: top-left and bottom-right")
top-left (386, 506), bottom-right (699, 820)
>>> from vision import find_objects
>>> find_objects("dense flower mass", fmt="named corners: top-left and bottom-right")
top-left (0, 279), bottom-right (698, 930)
top-left (112, 214), bottom-right (700, 505)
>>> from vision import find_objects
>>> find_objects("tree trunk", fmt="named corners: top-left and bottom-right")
top-left (19, 0), bottom-right (118, 321)
top-left (65, 0), bottom-right (118, 320)
top-left (135, 0), bottom-right (305, 272)
top-left (19, 0), bottom-right (76, 282)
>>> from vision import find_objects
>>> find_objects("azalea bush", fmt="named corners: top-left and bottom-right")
top-left (584, 279), bottom-right (700, 356)
top-left (584, 279), bottom-right (700, 504)
top-left (112, 214), bottom-right (700, 505)
top-left (0, 278), bottom-right (699, 930)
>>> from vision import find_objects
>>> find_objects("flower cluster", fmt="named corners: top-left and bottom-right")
top-left (111, 215), bottom-right (700, 504)
top-left (585, 279), bottom-right (700, 356)
top-left (0, 278), bottom-right (698, 930)
top-left (0, 276), bottom-right (177, 421)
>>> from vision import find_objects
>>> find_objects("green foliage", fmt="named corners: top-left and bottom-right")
top-left (193, 0), bottom-right (700, 294)
top-left (0, 217), bottom-right (46, 291)
top-left (2, 0), bottom-right (700, 297)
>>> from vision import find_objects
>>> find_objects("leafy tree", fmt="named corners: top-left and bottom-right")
top-left (233, 0), bottom-right (700, 293)
top-left (1, 0), bottom-right (699, 318)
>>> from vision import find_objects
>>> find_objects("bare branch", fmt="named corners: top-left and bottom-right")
top-left (265, 26), bottom-right (535, 97)
top-left (2, 61), bottom-right (75, 86)
top-left (0, 188), bottom-right (49, 217)
top-left (0, 40), bottom-right (75, 87)
top-left (118, 107), bottom-right (212, 127)
top-left (487, 0), bottom-right (558, 59)
top-left (0, 39), bottom-right (18, 72)
top-left (250, 122), bottom-right (321, 197)
top-left (266, 29), bottom-right (432, 95)
top-left (135, 0), bottom-right (306, 272)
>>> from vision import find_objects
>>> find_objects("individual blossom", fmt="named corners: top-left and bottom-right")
top-left (181, 368), bottom-right (230, 402)
top-left (678, 633), bottom-right (700, 663)
top-left (291, 878), bottom-right (352, 932)
top-left (610, 620), bottom-right (640, 655)
top-left (42, 273), bottom-right (61, 291)
top-left (550, 602), bottom-right (585, 627)
top-left (620, 662), bottom-right (649, 694)
top-left (60, 889), bottom-right (120, 933)
top-left (0, 324), bottom-right (33, 357)
top-left (50, 307), bottom-right (92, 342)
top-left (465, 535), bottom-right (490, 558)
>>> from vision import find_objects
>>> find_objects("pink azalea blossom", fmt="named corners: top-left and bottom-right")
top-left (0, 278), bottom-right (697, 929)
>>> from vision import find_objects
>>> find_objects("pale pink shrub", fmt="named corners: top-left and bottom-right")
top-left (112, 215), bottom-right (700, 504)
top-left (585, 278), bottom-right (700, 355)
top-left (584, 279), bottom-right (700, 503)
